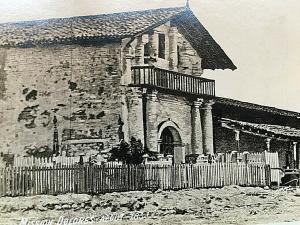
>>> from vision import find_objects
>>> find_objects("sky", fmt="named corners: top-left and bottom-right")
top-left (0, 0), bottom-right (299, 112)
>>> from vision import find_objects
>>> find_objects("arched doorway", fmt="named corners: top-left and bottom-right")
top-left (160, 126), bottom-right (182, 157)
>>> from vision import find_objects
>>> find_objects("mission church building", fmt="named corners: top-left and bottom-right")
top-left (0, 3), bottom-right (238, 163)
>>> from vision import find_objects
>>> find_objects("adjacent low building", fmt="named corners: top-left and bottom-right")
top-left (214, 97), bottom-right (300, 169)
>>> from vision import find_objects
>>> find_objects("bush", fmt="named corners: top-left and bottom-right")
top-left (110, 137), bottom-right (144, 164)
top-left (25, 145), bottom-right (53, 157)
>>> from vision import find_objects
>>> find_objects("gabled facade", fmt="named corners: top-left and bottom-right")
top-left (0, 6), bottom-right (236, 160)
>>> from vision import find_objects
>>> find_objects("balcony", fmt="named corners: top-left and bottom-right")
top-left (130, 66), bottom-right (215, 97)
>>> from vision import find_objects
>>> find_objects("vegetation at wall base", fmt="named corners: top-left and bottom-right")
top-left (109, 137), bottom-right (144, 164)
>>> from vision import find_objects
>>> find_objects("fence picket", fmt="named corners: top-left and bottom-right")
top-left (0, 163), bottom-right (272, 197)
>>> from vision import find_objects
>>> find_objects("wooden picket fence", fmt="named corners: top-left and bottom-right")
top-left (11, 151), bottom-right (279, 167)
top-left (13, 155), bottom-right (89, 167)
top-left (0, 163), bottom-right (271, 197)
top-left (220, 151), bottom-right (280, 184)
top-left (221, 151), bottom-right (277, 164)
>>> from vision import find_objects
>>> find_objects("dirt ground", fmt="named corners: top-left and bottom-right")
top-left (1, 186), bottom-right (300, 225)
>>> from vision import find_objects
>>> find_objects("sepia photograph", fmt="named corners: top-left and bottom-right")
top-left (0, 0), bottom-right (299, 224)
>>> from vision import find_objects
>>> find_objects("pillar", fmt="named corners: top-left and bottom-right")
top-left (169, 26), bottom-right (178, 71)
top-left (149, 31), bottom-right (159, 59)
top-left (297, 142), bottom-right (300, 169)
top-left (120, 94), bottom-right (129, 142)
top-left (180, 41), bottom-right (193, 74)
top-left (128, 88), bottom-right (144, 142)
top-left (234, 130), bottom-right (240, 152)
top-left (135, 34), bottom-right (148, 65)
top-left (293, 142), bottom-right (297, 169)
top-left (53, 115), bottom-right (59, 156)
top-left (201, 100), bottom-right (215, 155)
top-left (157, 139), bottom-right (162, 153)
top-left (191, 98), bottom-right (203, 155)
top-left (265, 138), bottom-right (271, 151)
top-left (123, 47), bottom-right (134, 85)
top-left (146, 89), bottom-right (159, 152)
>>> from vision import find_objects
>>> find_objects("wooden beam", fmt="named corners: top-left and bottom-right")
top-left (220, 121), bottom-right (293, 142)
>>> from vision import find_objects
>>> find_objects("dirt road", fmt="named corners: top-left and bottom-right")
top-left (1, 186), bottom-right (300, 225)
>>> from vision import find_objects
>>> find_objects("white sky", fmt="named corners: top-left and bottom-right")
top-left (0, 0), bottom-right (299, 112)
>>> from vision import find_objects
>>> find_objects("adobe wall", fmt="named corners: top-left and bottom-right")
top-left (214, 124), bottom-right (294, 168)
top-left (214, 125), bottom-right (266, 154)
top-left (0, 21), bottom-right (209, 157)
top-left (0, 43), bottom-right (123, 156)
top-left (129, 91), bottom-right (193, 154)
top-left (156, 93), bottom-right (192, 153)
top-left (271, 139), bottom-right (293, 168)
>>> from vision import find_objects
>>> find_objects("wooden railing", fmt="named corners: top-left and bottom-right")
top-left (131, 66), bottom-right (215, 96)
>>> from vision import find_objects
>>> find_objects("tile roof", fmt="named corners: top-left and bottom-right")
top-left (215, 97), bottom-right (300, 118)
top-left (0, 6), bottom-right (236, 70)
top-left (0, 7), bottom-right (186, 47)
top-left (221, 118), bottom-right (300, 139)
top-left (172, 10), bottom-right (236, 70)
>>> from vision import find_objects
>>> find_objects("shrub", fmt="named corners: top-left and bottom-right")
top-left (110, 137), bottom-right (144, 164)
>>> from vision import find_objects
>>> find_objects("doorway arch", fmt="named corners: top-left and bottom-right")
top-left (158, 120), bottom-right (183, 156)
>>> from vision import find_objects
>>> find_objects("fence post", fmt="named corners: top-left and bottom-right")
top-left (265, 164), bottom-right (271, 187)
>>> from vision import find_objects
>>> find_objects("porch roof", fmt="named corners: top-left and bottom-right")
top-left (220, 118), bottom-right (300, 140)
top-left (215, 97), bottom-right (300, 118)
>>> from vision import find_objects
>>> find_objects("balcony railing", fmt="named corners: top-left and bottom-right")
top-left (131, 66), bottom-right (215, 96)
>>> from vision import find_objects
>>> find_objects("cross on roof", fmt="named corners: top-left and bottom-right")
top-left (186, 0), bottom-right (190, 8)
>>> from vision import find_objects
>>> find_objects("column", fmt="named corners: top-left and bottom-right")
top-left (201, 100), bottom-right (215, 155)
top-left (122, 47), bottom-right (134, 85)
top-left (128, 87), bottom-right (144, 142)
top-left (120, 94), bottom-right (129, 142)
top-left (169, 26), bottom-right (178, 71)
top-left (149, 31), bottom-right (159, 59)
top-left (157, 139), bottom-right (162, 153)
top-left (191, 98), bottom-right (203, 155)
top-left (135, 34), bottom-right (148, 65)
top-left (293, 142), bottom-right (297, 169)
top-left (53, 115), bottom-right (59, 156)
top-left (180, 41), bottom-right (192, 74)
top-left (234, 130), bottom-right (240, 152)
top-left (265, 138), bottom-right (271, 151)
top-left (146, 89), bottom-right (159, 152)
top-left (297, 142), bottom-right (300, 169)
